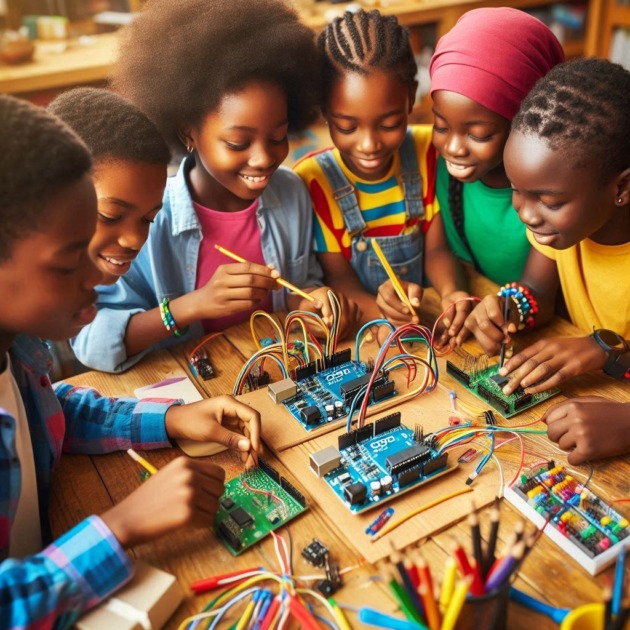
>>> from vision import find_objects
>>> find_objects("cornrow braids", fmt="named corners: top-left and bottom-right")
top-left (512, 57), bottom-right (630, 182)
top-left (447, 174), bottom-right (479, 270)
top-left (319, 9), bottom-right (417, 103)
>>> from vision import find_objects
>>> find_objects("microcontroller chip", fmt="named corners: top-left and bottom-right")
top-left (220, 498), bottom-right (235, 510)
top-left (230, 506), bottom-right (254, 529)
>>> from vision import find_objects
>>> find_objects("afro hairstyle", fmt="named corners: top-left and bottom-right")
top-left (48, 87), bottom-right (171, 166)
top-left (112, 0), bottom-right (321, 156)
top-left (0, 94), bottom-right (92, 263)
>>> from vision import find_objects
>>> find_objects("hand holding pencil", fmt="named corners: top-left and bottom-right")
top-left (101, 456), bottom-right (226, 548)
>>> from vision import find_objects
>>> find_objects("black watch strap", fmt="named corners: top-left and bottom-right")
top-left (604, 348), bottom-right (630, 380)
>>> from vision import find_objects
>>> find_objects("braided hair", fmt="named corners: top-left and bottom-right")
top-left (447, 174), bottom-right (479, 268)
top-left (318, 10), bottom-right (417, 105)
top-left (512, 57), bottom-right (630, 182)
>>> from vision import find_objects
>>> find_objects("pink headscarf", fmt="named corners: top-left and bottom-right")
top-left (429, 7), bottom-right (565, 121)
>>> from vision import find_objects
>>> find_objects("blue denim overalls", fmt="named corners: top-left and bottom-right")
top-left (314, 129), bottom-right (425, 295)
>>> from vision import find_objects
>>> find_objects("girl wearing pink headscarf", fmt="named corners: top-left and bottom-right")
top-left (429, 7), bottom-right (564, 284)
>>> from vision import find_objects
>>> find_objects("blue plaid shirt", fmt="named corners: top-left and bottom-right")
top-left (0, 335), bottom-right (174, 629)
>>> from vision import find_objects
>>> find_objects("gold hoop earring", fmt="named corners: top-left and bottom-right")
top-left (186, 145), bottom-right (194, 154)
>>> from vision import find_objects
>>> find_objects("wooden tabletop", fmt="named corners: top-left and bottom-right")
top-left (54, 271), bottom-right (630, 628)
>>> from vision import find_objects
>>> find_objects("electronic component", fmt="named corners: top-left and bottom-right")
top-left (315, 558), bottom-right (341, 597)
top-left (458, 448), bottom-right (480, 464)
top-left (230, 507), bottom-right (254, 530)
top-left (366, 507), bottom-right (395, 536)
top-left (301, 539), bottom-right (329, 567)
top-left (446, 357), bottom-right (560, 418)
top-left (268, 378), bottom-right (297, 404)
top-left (314, 412), bottom-right (457, 514)
top-left (504, 463), bottom-right (630, 574)
top-left (220, 498), bottom-right (234, 510)
top-left (280, 357), bottom-right (396, 432)
top-left (214, 460), bottom-right (307, 556)
top-left (344, 482), bottom-right (367, 505)
top-left (189, 353), bottom-right (215, 380)
top-left (309, 446), bottom-right (342, 477)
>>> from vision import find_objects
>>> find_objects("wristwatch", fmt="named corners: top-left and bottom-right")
top-left (590, 329), bottom-right (630, 380)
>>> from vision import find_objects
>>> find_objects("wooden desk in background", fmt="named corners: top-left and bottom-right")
top-left (53, 272), bottom-right (630, 628)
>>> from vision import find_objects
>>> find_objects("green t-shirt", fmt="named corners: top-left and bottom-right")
top-left (436, 157), bottom-right (530, 285)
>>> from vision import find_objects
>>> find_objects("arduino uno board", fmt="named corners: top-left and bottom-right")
top-left (273, 349), bottom-right (397, 431)
top-left (309, 412), bottom-right (456, 514)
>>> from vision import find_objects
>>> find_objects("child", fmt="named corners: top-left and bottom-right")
top-left (294, 9), bottom-right (469, 330)
top-left (48, 87), bottom-right (170, 285)
top-left (461, 58), bottom-right (630, 460)
top-left (72, 0), bottom-right (358, 374)
top-left (377, 7), bottom-right (564, 334)
top-left (0, 94), bottom-right (261, 628)
top-left (428, 8), bottom-right (564, 286)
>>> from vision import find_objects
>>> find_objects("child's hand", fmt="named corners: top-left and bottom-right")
top-left (437, 290), bottom-right (473, 346)
top-left (101, 457), bottom-right (225, 547)
top-left (544, 397), bottom-right (630, 465)
top-left (165, 396), bottom-right (262, 468)
top-left (458, 295), bottom-right (518, 354)
top-left (195, 262), bottom-right (280, 319)
top-left (498, 336), bottom-right (608, 395)
top-left (376, 280), bottom-right (422, 326)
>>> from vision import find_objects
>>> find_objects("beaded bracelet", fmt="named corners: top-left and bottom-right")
top-left (497, 282), bottom-right (538, 330)
top-left (159, 297), bottom-right (189, 337)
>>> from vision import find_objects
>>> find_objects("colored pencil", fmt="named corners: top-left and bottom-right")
top-left (483, 497), bottom-right (501, 578)
top-left (126, 448), bottom-right (158, 476)
top-left (441, 576), bottom-right (473, 630)
top-left (613, 546), bottom-right (626, 615)
top-left (214, 244), bottom-right (317, 304)
top-left (371, 238), bottom-right (418, 318)
top-left (439, 557), bottom-right (458, 613)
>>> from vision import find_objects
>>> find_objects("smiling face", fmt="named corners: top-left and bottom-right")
top-left (88, 160), bottom-right (166, 284)
top-left (431, 90), bottom-right (511, 187)
top-left (325, 70), bottom-right (415, 181)
top-left (0, 174), bottom-right (103, 343)
top-left (505, 130), bottom-right (624, 249)
top-left (185, 82), bottom-right (289, 212)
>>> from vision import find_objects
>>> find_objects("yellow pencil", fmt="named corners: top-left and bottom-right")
top-left (439, 557), bottom-right (458, 613)
top-left (214, 244), bottom-right (317, 304)
top-left (441, 576), bottom-right (472, 630)
top-left (126, 448), bottom-right (158, 476)
top-left (370, 239), bottom-right (418, 318)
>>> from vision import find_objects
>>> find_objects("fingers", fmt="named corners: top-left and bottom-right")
top-left (407, 283), bottom-right (423, 308)
top-left (216, 396), bottom-right (262, 454)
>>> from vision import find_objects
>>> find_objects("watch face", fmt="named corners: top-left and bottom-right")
top-left (597, 329), bottom-right (626, 350)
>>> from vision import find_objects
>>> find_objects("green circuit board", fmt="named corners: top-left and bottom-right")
top-left (214, 460), bottom-right (307, 556)
top-left (446, 360), bottom-right (560, 418)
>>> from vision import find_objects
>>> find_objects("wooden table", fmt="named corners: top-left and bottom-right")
top-left (53, 273), bottom-right (630, 628)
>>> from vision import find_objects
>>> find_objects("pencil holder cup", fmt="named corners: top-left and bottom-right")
top-left (559, 603), bottom-right (604, 630)
top-left (456, 581), bottom-right (510, 630)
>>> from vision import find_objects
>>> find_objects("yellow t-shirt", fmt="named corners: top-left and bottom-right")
top-left (528, 230), bottom-right (630, 337)
top-left (294, 125), bottom-right (439, 260)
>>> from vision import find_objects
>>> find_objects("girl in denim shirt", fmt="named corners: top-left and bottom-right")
top-left (73, 0), bottom-right (358, 373)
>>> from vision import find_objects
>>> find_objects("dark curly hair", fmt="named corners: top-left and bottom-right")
top-left (318, 10), bottom-right (417, 107)
top-left (512, 57), bottom-right (630, 182)
top-left (48, 87), bottom-right (170, 166)
top-left (0, 94), bottom-right (92, 263)
top-left (112, 0), bottom-right (320, 156)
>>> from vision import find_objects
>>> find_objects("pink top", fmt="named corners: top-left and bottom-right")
top-left (194, 199), bottom-right (273, 332)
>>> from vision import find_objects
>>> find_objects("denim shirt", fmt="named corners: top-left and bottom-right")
top-left (0, 335), bottom-right (173, 629)
top-left (72, 158), bottom-right (323, 373)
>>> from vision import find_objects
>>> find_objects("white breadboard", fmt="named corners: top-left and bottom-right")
top-left (504, 477), bottom-right (630, 576)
